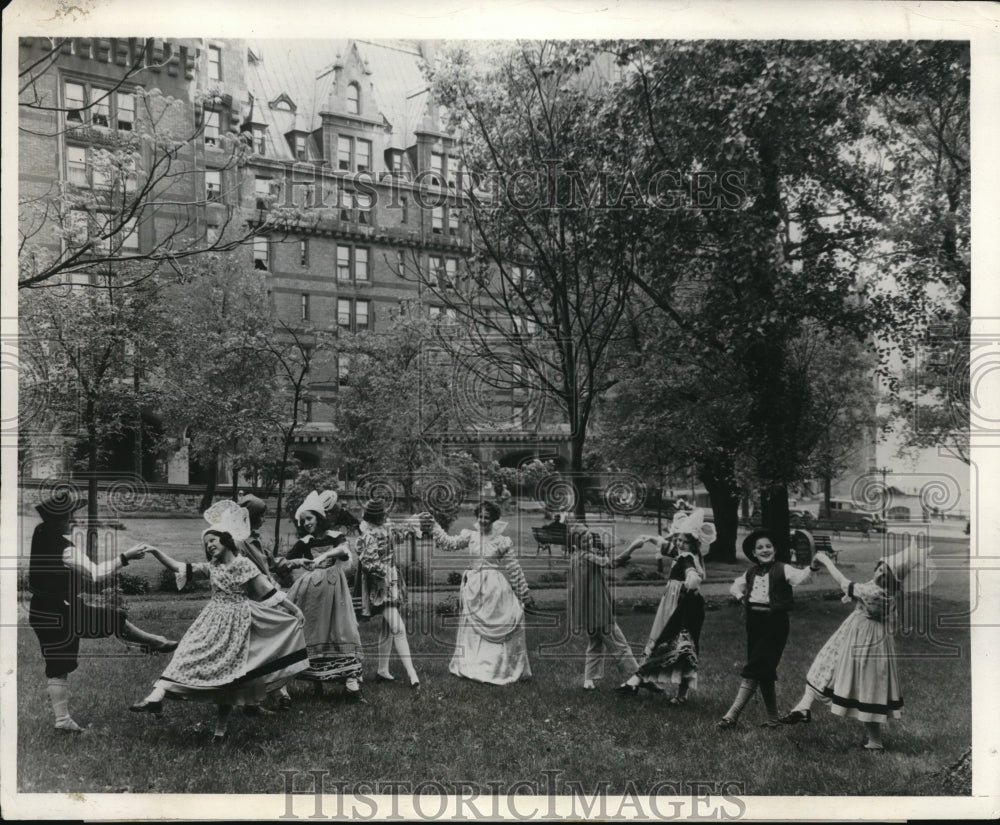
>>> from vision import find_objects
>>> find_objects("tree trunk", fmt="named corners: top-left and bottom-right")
top-left (273, 434), bottom-right (294, 552)
top-left (569, 430), bottom-right (587, 519)
top-left (760, 483), bottom-right (791, 562)
top-left (822, 475), bottom-right (832, 516)
top-left (86, 411), bottom-right (99, 560)
top-left (199, 452), bottom-right (219, 513)
top-left (701, 466), bottom-right (740, 564)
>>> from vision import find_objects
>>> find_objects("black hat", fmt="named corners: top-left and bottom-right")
top-left (742, 529), bottom-right (780, 563)
top-left (35, 490), bottom-right (87, 521)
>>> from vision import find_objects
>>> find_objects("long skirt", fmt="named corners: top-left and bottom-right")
top-left (449, 567), bottom-right (531, 685)
top-left (740, 610), bottom-right (789, 683)
top-left (156, 601), bottom-right (308, 706)
top-left (806, 609), bottom-right (902, 723)
top-left (636, 581), bottom-right (705, 690)
top-left (287, 567), bottom-right (363, 683)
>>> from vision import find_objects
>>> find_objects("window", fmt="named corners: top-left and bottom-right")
top-left (337, 299), bottom-right (371, 332)
top-left (253, 236), bottom-right (269, 271)
top-left (255, 176), bottom-right (271, 209)
top-left (66, 210), bottom-right (90, 247)
top-left (67, 146), bottom-right (88, 187)
top-left (91, 87), bottom-right (111, 128)
top-left (356, 299), bottom-right (370, 330)
top-left (356, 192), bottom-right (372, 226)
top-left (205, 169), bottom-right (221, 201)
top-left (337, 135), bottom-right (371, 172)
top-left (120, 218), bottom-right (139, 253)
top-left (117, 93), bottom-right (135, 131)
top-left (204, 110), bottom-right (220, 147)
top-left (401, 195), bottom-right (408, 224)
top-left (445, 258), bottom-right (458, 288)
top-left (430, 306), bottom-right (457, 325)
top-left (337, 245), bottom-right (351, 281)
top-left (206, 222), bottom-right (220, 243)
top-left (428, 255), bottom-right (444, 287)
top-left (391, 152), bottom-right (405, 178)
top-left (208, 46), bottom-right (222, 82)
top-left (431, 152), bottom-right (445, 186)
top-left (301, 293), bottom-right (310, 321)
top-left (448, 208), bottom-right (460, 236)
top-left (338, 354), bottom-right (350, 385)
top-left (299, 239), bottom-right (309, 267)
top-left (347, 83), bottom-right (360, 115)
top-left (337, 136), bottom-right (352, 171)
top-left (354, 247), bottom-right (369, 282)
top-left (432, 206), bottom-right (444, 234)
top-left (253, 128), bottom-right (266, 154)
top-left (337, 298), bottom-right (352, 329)
top-left (337, 245), bottom-right (370, 283)
top-left (356, 139), bottom-right (371, 173)
top-left (295, 134), bottom-right (306, 161)
top-left (302, 399), bottom-right (313, 423)
top-left (65, 82), bottom-right (85, 123)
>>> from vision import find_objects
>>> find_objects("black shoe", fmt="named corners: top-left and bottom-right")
top-left (374, 673), bottom-right (395, 683)
top-left (130, 698), bottom-right (163, 715)
top-left (716, 717), bottom-right (737, 730)
top-left (614, 682), bottom-right (639, 696)
top-left (410, 680), bottom-right (421, 691)
top-left (778, 709), bottom-right (811, 725)
top-left (638, 680), bottom-right (665, 694)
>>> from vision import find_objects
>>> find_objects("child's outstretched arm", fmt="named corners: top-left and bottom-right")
top-left (813, 551), bottom-right (851, 590)
top-left (145, 546), bottom-right (185, 575)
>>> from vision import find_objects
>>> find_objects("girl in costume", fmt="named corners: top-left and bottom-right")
top-left (718, 529), bottom-right (813, 729)
top-left (778, 537), bottom-right (934, 751)
top-left (424, 501), bottom-right (536, 685)
top-left (130, 501), bottom-right (308, 742)
top-left (615, 509), bottom-right (717, 703)
top-left (356, 499), bottom-right (421, 689)
top-left (284, 490), bottom-right (365, 700)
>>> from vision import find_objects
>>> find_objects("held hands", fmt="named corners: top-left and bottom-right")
top-left (126, 543), bottom-right (148, 561)
top-left (417, 512), bottom-right (435, 536)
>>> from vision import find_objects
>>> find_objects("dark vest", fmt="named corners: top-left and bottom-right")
top-left (745, 563), bottom-right (794, 612)
top-left (28, 522), bottom-right (75, 599)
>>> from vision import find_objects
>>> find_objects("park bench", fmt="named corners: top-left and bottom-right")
top-left (813, 533), bottom-right (838, 565)
top-left (532, 526), bottom-right (569, 557)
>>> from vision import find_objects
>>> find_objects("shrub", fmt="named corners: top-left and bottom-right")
top-left (447, 571), bottom-right (463, 586)
top-left (158, 567), bottom-right (201, 593)
top-left (117, 572), bottom-right (151, 595)
top-left (623, 566), bottom-right (663, 582)
top-left (434, 594), bottom-right (460, 616)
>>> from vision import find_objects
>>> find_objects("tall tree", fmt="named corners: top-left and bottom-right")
top-left (418, 41), bottom-right (640, 514)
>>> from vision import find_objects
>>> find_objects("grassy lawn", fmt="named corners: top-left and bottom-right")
top-left (16, 593), bottom-right (970, 796)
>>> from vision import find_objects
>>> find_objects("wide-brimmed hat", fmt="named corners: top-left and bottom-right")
top-left (878, 536), bottom-right (937, 593)
top-left (742, 528), bottom-right (782, 563)
top-left (669, 508), bottom-right (717, 554)
top-left (295, 490), bottom-right (326, 523)
top-left (202, 499), bottom-right (251, 542)
top-left (318, 489), bottom-right (338, 512)
top-left (35, 490), bottom-right (87, 521)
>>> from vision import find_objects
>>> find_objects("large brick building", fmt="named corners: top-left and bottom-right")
top-left (18, 37), bottom-right (571, 485)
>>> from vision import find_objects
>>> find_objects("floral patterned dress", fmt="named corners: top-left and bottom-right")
top-left (154, 555), bottom-right (308, 705)
top-left (356, 522), bottom-right (408, 617)
top-left (805, 577), bottom-right (902, 722)
top-left (431, 522), bottom-right (532, 685)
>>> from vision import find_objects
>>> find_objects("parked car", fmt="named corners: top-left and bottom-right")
top-left (788, 509), bottom-right (817, 528)
top-left (817, 499), bottom-right (882, 533)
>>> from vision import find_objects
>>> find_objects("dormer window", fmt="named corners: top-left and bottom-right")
top-left (347, 82), bottom-right (360, 115)
top-left (295, 135), bottom-right (306, 160)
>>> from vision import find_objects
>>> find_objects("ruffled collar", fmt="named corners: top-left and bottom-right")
top-left (300, 529), bottom-right (344, 544)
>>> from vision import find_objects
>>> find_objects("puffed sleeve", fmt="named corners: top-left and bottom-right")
top-left (782, 562), bottom-right (813, 587)
top-left (431, 523), bottom-right (471, 552)
top-left (495, 537), bottom-right (530, 601)
top-left (358, 533), bottom-right (388, 579)
top-left (231, 555), bottom-right (260, 585)
top-left (681, 557), bottom-right (703, 592)
top-left (729, 573), bottom-right (747, 600)
top-left (175, 561), bottom-right (211, 590)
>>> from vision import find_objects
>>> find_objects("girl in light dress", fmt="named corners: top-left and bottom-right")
top-left (130, 501), bottom-right (308, 742)
top-left (423, 501), bottom-right (536, 685)
top-left (778, 537), bottom-right (935, 751)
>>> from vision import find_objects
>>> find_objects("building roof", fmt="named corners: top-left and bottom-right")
top-left (245, 39), bottom-right (433, 162)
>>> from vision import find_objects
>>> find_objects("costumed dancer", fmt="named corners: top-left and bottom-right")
top-left (27, 491), bottom-right (178, 733)
top-left (718, 529), bottom-right (813, 729)
top-left (284, 490), bottom-right (365, 700)
top-left (129, 501), bottom-right (308, 742)
top-left (777, 537), bottom-right (935, 751)
top-left (615, 508), bottom-right (716, 703)
top-left (356, 499), bottom-right (421, 689)
top-left (424, 501), bottom-right (536, 685)
top-left (562, 515), bottom-right (641, 691)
